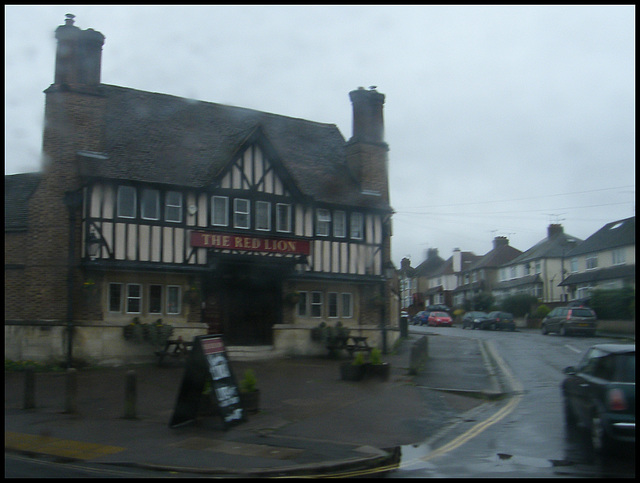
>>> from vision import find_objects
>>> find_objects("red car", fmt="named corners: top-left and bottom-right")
top-left (428, 311), bottom-right (453, 327)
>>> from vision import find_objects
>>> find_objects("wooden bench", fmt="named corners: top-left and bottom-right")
top-left (155, 338), bottom-right (193, 366)
top-left (345, 336), bottom-right (372, 358)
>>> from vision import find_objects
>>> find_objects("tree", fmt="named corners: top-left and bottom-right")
top-left (500, 294), bottom-right (538, 317)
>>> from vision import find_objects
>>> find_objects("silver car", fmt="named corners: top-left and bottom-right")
top-left (541, 306), bottom-right (597, 336)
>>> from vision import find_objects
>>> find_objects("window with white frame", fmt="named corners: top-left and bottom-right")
top-left (535, 260), bottom-right (541, 274)
top-left (341, 293), bottom-right (353, 318)
top-left (117, 186), bottom-right (136, 218)
top-left (311, 291), bottom-right (323, 317)
top-left (141, 188), bottom-right (160, 220)
top-left (108, 283), bottom-right (123, 312)
top-left (350, 212), bottom-right (363, 240)
top-left (234, 199), bottom-right (250, 229)
top-left (570, 257), bottom-right (578, 273)
top-left (612, 249), bottom-right (626, 265)
top-left (586, 255), bottom-right (598, 270)
top-left (255, 201), bottom-right (271, 231)
top-left (212, 196), bottom-right (228, 226)
top-left (276, 203), bottom-right (291, 232)
top-left (297, 291), bottom-right (308, 316)
top-left (328, 292), bottom-right (338, 317)
top-left (167, 286), bottom-right (181, 314)
top-left (165, 191), bottom-right (182, 222)
top-left (316, 209), bottom-right (330, 236)
top-left (510, 266), bottom-right (517, 279)
top-left (333, 211), bottom-right (346, 238)
top-left (149, 284), bottom-right (163, 314)
top-left (126, 284), bottom-right (142, 314)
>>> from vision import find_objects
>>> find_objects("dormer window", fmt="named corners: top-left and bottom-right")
top-left (234, 199), bottom-right (250, 229)
top-left (141, 189), bottom-right (160, 220)
top-left (316, 209), bottom-right (330, 236)
top-left (117, 186), bottom-right (136, 218)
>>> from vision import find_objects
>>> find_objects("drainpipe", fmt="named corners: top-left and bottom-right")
top-left (64, 190), bottom-right (83, 368)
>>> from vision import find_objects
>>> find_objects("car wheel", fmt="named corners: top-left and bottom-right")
top-left (560, 325), bottom-right (567, 336)
top-left (541, 324), bottom-right (548, 335)
top-left (590, 411), bottom-right (612, 455)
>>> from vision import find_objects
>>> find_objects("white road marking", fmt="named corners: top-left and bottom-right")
top-left (564, 344), bottom-right (581, 353)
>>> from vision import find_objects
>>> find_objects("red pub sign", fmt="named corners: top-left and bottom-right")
top-left (190, 231), bottom-right (311, 256)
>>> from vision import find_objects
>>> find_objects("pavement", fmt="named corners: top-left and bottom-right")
top-left (5, 331), bottom-right (507, 477)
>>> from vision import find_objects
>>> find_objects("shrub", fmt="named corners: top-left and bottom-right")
top-left (501, 294), bottom-right (538, 317)
top-left (352, 352), bottom-right (366, 366)
top-left (534, 304), bottom-right (551, 319)
top-left (370, 348), bottom-right (383, 365)
top-left (590, 288), bottom-right (635, 320)
top-left (239, 369), bottom-right (258, 393)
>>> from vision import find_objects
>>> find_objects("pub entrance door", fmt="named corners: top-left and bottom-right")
top-left (203, 262), bottom-right (283, 346)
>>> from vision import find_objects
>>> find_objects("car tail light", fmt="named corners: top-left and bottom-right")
top-left (608, 388), bottom-right (627, 411)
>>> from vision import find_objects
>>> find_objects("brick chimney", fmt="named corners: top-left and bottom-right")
top-left (547, 224), bottom-right (564, 239)
top-left (345, 87), bottom-right (389, 202)
top-left (54, 14), bottom-right (105, 86)
top-left (493, 236), bottom-right (509, 249)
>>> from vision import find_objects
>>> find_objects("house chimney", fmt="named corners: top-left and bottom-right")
top-left (493, 236), bottom-right (509, 249)
top-left (452, 248), bottom-right (461, 273)
top-left (345, 87), bottom-right (389, 201)
top-left (547, 224), bottom-right (564, 239)
top-left (54, 14), bottom-right (105, 86)
top-left (349, 87), bottom-right (385, 144)
top-left (426, 248), bottom-right (439, 260)
top-left (401, 257), bottom-right (411, 271)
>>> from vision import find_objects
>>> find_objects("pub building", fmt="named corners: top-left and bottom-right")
top-left (5, 15), bottom-right (399, 364)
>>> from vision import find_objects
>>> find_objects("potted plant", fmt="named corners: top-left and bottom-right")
top-left (368, 348), bottom-right (391, 381)
top-left (239, 369), bottom-right (260, 413)
top-left (340, 352), bottom-right (367, 381)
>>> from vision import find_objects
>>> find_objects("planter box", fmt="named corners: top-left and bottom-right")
top-left (367, 363), bottom-right (391, 381)
top-left (240, 389), bottom-right (260, 413)
top-left (340, 362), bottom-right (366, 381)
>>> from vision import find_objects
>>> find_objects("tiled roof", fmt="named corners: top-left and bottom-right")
top-left (509, 232), bottom-right (582, 264)
top-left (76, 84), bottom-right (391, 211)
top-left (559, 264), bottom-right (635, 286)
top-left (566, 216), bottom-right (635, 256)
top-left (469, 244), bottom-right (522, 270)
top-left (4, 173), bottom-right (41, 230)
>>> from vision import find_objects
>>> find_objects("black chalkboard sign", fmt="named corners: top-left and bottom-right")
top-left (169, 334), bottom-right (244, 429)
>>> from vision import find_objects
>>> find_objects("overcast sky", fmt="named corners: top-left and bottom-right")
top-left (5, 5), bottom-right (635, 265)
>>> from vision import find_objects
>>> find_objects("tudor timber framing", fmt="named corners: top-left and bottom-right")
top-left (81, 143), bottom-right (385, 277)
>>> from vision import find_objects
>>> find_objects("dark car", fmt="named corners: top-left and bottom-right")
top-left (426, 304), bottom-right (451, 313)
top-left (541, 306), bottom-right (597, 336)
top-left (561, 344), bottom-right (635, 455)
top-left (461, 311), bottom-right (489, 330)
top-left (483, 311), bottom-right (515, 331)
top-left (413, 311), bottom-right (431, 326)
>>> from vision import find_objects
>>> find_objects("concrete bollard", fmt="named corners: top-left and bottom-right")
top-left (123, 370), bottom-right (137, 419)
top-left (65, 368), bottom-right (77, 414)
top-left (409, 336), bottom-right (429, 375)
top-left (23, 368), bottom-right (35, 409)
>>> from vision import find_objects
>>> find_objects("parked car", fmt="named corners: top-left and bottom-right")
top-left (484, 311), bottom-right (515, 331)
top-left (428, 311), bottom-right (453, 327)
top-left (426, 304), bottom-right (451, 313)
top-left (561, 344), bottom-right (635, 455)
top-left (461, 311), bottom-right (489, 330)
top-left (413, 311), bottom-right (431, 326)
top-left (541, 306), bottom-right (597, 336)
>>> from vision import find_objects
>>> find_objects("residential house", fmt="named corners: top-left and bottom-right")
top-left (5, 16), bottom-right (396, 364)
top-left (454, 236), bottom-right (522, 306)
top-left (493, 224), bottom-right (582, 304)
top-left (434, 249), bottom-right (481, 309)
top-left (559, 216), bottom-right (635, 300)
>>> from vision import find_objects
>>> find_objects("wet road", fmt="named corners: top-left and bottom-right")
top-left (393, 325), bottom-right (635, 478)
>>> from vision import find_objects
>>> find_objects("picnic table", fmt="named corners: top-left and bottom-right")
top-left (327, 335), bottom-right (372, 358)
top-left (155, 338), bottom-right (193, 365)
